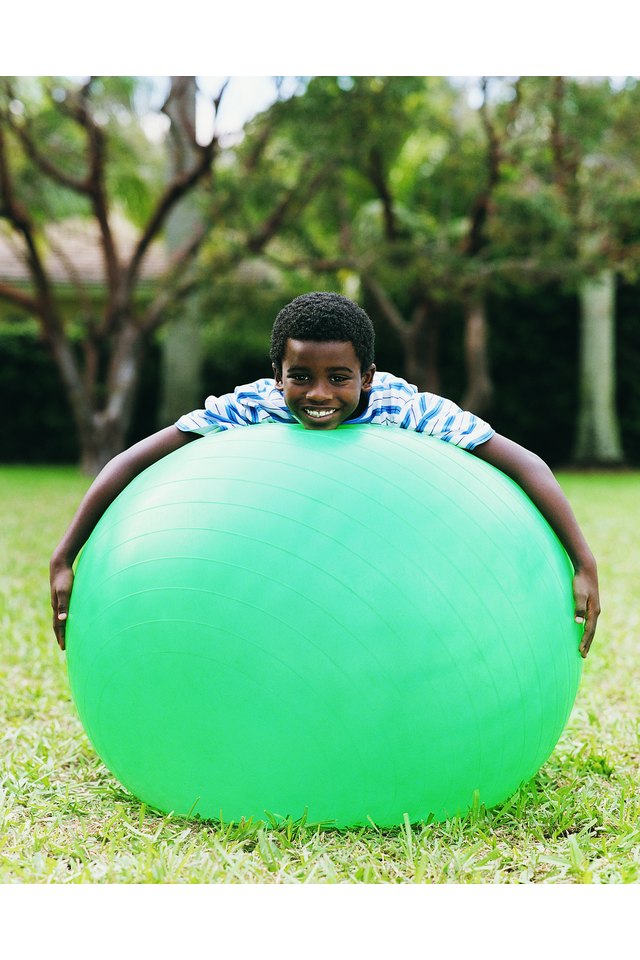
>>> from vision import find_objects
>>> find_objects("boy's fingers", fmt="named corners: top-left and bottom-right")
top-left (50, 562), bottom-right (74, 650)
top-left (52, 592), bottom-right (68, 651)
top-left (579, 615), bottom-right (596, 658)
top-left (575, 595), bottom-right (600, 659)
top-left (572, 569), bottom-right (597, 659)
top-left (53, 613), bottom-right (66, 650)
top-left (579, 634), bottom-right (593, 658)
top-left (573, 576), bottom-right (588, 617)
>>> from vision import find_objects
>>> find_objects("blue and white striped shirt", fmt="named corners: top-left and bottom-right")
top-left (175, 372), bottom-right (494, 450)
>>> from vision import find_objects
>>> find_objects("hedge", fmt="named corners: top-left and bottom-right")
top-left (2, 281), bottom-right (639, 466)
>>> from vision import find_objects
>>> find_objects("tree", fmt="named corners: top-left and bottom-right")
top-left (0, 76), bottom-right (326, 473)
top-left (253, 76), bottom-right (456, 392)
top-left (455, 78), bottom-right (524, 413)
top-left (157, 76), bottom-right (207, 425)
top-left (261, 75), bottom-right (528, 412)
top-left (547, 76), bottom-right (624, 464)
top-left (0, 76), bottom-right (219, 473)
top-left (523, 76), bottom-right (640, 465)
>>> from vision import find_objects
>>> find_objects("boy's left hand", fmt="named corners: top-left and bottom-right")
top-left (572, 567), bottom-right (601, 659)
top-left (470, 434), bottom-right (601, 661)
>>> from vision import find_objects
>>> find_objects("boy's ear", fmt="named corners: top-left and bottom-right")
top-left (273, 362), bottom-right (283, 390)
top-left (361, 364), bottom-right (376, 391)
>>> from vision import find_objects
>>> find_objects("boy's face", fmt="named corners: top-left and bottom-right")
top-left (274, 339), bottom-right (375, 430)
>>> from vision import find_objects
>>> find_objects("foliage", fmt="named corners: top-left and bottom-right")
top-left (1, 77), bottom-right (164, 228)
top-left (3, 75), bottom-right (640, 467)
top-left (506, 77), bottom-right (640, 274)
top-left (1, 466), bottom-right (638, 883)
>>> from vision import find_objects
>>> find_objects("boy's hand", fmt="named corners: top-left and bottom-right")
top-left (470, 434), bottom-right (601, 661)
top-left (573, 567), bottom-right (600, 659)
top-left (50, 558), bottom-right (74, 651)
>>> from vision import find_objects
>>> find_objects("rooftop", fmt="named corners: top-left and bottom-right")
top-left (0, 214), bottom-right (168, 286)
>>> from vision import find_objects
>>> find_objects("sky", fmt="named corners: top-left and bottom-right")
top-left (139, 76), bottom-right (303, 144)
top-left (197, 76), bottom-right (301, 139)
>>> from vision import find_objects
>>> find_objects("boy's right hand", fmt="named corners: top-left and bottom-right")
top-left (46, 427), bottom-right (198, 652)
top-left (50, 558), bottom-right (74, 651)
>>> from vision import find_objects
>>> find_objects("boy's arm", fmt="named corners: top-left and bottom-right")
top-left (470, 433), bottom-right (600, 659)
top-left (50, 425), bottom-right (198, 651)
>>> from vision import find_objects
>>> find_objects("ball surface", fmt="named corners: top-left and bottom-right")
top-left (67, 424), bottom-right (582, 826)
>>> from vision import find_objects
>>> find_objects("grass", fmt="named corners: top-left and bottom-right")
top-left (1, 465), bottom-right (639, 884)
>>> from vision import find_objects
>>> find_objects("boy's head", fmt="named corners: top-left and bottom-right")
top-left (269, 292), bottom-right (375, 373)
top-left (270, 292), bottom-right (376, 430)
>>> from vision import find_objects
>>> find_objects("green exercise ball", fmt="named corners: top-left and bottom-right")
top-left (66, 424), bottom-right (582, 827)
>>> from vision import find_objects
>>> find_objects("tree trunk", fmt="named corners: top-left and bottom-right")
top-left (461, 297), bottom-right (493, 414)
top-left (78, 414), bottom-right (129, 476)
top-left (403, 303), bottom-right (441, 394)
top-left (573, 269), bottom-right (624, 465)
top-left (158, 301), bottom-right (204, 426)
top-left (77, 324), bottom-right (145, 474)
top-left (158, 76), bottom-right (204, 427)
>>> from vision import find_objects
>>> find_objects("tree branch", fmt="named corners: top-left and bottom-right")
top-left (10, 114), bottom-right (88, 193)
top-left (138, 222), bottom-right (209, 333)
top-left (46, 230), bottom-right (97, 322)
top-left (78, 85), bottom-right (122, 296)
top-left (462, 77), bottom-right (517, 258)
top-left (247, 159), bottom-right (328, 254)
top-left (50, 81), bottom-right (122, 302)
top-left (124, 142), bottom-right (217, 298)
top-left (162, 77), bottom-right (198, 170)
top-left (138, 272), bottom-right (200, 335)
top-left (367, 146), bottom-right (398, 242)
top-left (0, 279), bottom-right (39, 313)
top-left (211, 78), bottom-right (231, 135)
top-left (0, 123), bottom-right (57, 321)
top-left (361, 275), bottom-right (410, 334)
top-left (240, 115), bottom-right (276, 174)
top-left (550, 76), bottom-right (581, 224)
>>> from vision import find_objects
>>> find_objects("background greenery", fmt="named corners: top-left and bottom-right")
top-left (2, 75), bottom-right (639, 469)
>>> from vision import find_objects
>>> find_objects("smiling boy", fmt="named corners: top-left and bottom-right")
top-left (50, 292), bottom-right (600, 656)
top-left (278, 339), bottom-right (368, 427)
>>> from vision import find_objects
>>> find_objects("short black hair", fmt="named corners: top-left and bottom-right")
top-left (269, 292), bottom-right (375, 372)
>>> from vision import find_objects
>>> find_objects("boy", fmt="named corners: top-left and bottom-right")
top-left (50, 292), bottom-right (600, 656)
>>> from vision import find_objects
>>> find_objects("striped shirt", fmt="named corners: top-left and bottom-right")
top-left (175, 372), bottom-right (494, 450)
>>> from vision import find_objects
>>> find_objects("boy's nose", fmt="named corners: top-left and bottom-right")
top-left (306, 380), bottom-right (332, 402)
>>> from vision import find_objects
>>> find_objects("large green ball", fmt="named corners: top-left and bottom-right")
top-left (67, 424), bottom-right (582, 826)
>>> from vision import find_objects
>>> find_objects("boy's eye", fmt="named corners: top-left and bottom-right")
top-left (286, 372), bottom-right (352, 384)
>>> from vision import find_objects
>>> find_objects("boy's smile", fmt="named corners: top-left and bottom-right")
top-left (274, 339), bottom-right (375, 430)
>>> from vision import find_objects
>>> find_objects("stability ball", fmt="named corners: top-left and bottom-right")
top-left (66, 423), bottom-right (582, 827)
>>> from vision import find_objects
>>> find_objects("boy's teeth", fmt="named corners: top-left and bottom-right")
top-left (305, 409), bottom-right (335, 418)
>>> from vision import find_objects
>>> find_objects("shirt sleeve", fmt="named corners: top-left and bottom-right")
top-left (398, 391), bottom-right (494, 449)
top-left (175, 391), bottom-right (260, 434)
top-left (175, 379), bottom-right (293, 435)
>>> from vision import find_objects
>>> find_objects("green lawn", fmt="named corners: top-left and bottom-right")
top-left (1, 465), bottom-right (638, 884)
